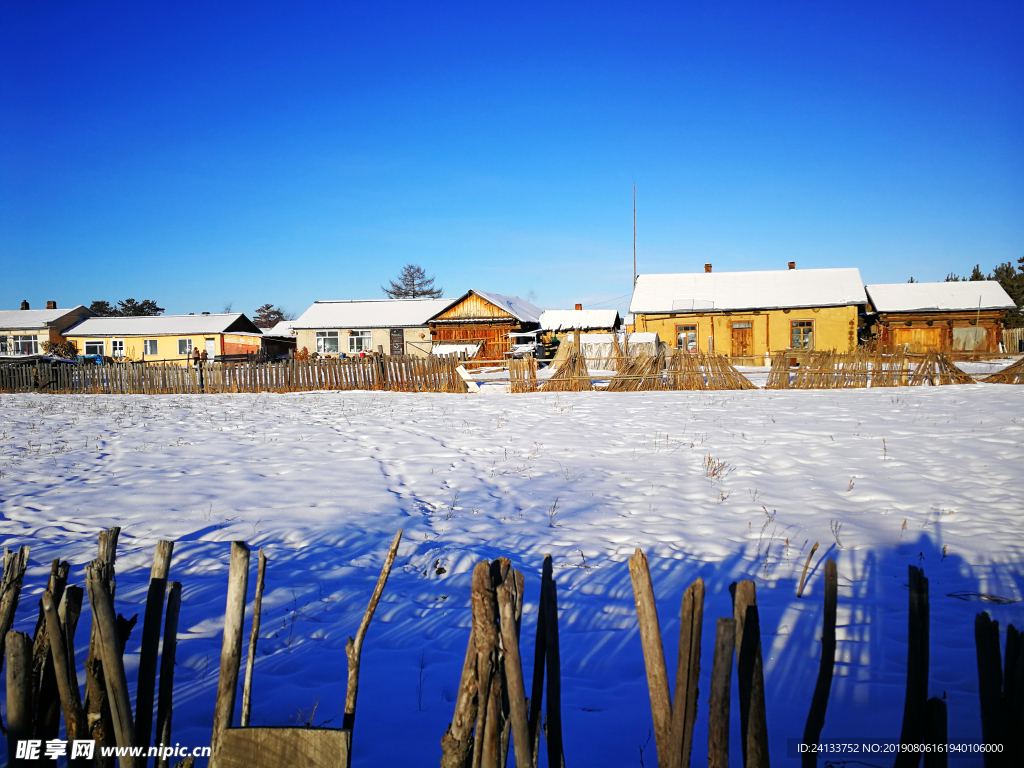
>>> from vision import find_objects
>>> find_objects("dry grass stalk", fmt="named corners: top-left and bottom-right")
top-left (543, 349), bottom-right (592, 392)
top-left (982, 356), bottom-right (1024, 384)
top-left (509, 358), bottom-right (539, 393)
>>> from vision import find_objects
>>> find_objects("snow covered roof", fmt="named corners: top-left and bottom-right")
top-left (540, 309), bottom-right (621, 331)
top-left (0, 306), bottom-right (90, 330)
top-left (469, 292), bottom-right (544, 323)
top-left (573, 332), bottom-right (659, 345)
top-left (293, 298), bottom-right (455, 329)
top-left (263, 320), bottom-right (298, 338)
top-left (65, 313), bottom-right (261, 336)
top-left (865, 281), bottom-right (1016, 313)
top-left (629, 268), bottom-right (867, 313)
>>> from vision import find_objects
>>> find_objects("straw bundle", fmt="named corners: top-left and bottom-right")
top-left (542, 349), bottom-right (592, 392)
top-left (982, 357), bottom-right (1024, 384)
top-left (665, 351), bottom-right (757, 390)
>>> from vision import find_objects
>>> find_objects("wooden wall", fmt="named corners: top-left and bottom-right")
top-left (432, 293), bottom-right (516, 322)
top-left (431, 322), bottom-right (516, 358)
top-left (876, 310), bottom-right (1006, 354)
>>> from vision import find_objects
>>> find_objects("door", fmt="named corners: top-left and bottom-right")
top-left (205, 338), bottom-right (216, 359)
top-left (731, 322), bottom-right (752, 357)
top-left (389, 328), bottom-right (405, 356)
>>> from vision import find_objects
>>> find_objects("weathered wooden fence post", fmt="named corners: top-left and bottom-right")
top-left (210, 542), bottom-right (251, 765)
top-left (731, 580), bottom-right (769, 768)
top-left (708, 618), bottom-right (736, 768)
top-left (136, 541), bottom-right (174, 763)
top-left (895, 566), bottom-right (929, 768)
top-left (801, 558), bottom-right (837, 767)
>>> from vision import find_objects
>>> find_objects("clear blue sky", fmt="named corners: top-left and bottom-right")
top-left (2, 2), bottom-right (1022, 317)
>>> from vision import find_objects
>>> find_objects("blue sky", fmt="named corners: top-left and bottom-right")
top-left (2, 2), bottom-right (1022, 317)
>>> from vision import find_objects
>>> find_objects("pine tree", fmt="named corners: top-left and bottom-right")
top-left (253, 304), bottom-right (292, 328)
top-left (382, 265), bottom-right (443, 298)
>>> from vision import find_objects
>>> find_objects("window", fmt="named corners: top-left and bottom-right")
top-left (316, 331), bottom-right (340, 354)
top-left (178, 338), bottom-right (193, 355)
top-left (791, 321), bottom-right (813, 349)
top-left (348, 330), bottom-right (372, 353)
top-left (85, 341), bottom-right (104, 356)
top-left (13, 336), bottom-right (39, 355)
top-left (144, 339), bottom-right (158, 356)
top-left (111, 340), bottom-right (125, 358)
top-left (0, 337), bottom-right (8, 355)
top-left (676, 324), bottom-right (698, 352)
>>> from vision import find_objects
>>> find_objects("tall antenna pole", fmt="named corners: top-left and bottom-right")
top-left (633, 183), bottom-right (637, 286)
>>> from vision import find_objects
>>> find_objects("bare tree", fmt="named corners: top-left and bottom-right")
top-left (383, 265), bottom-right (443, 298)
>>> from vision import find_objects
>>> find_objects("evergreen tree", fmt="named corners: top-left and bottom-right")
top-left (382, 265), bottom-right (443, 298)
top-left (88, 299), bottom-right (163, 316)
top-left (253, 304), bottom-right (293, 328)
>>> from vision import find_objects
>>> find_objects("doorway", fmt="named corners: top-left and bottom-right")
top-left (730, 322), bottom-right (752, 357)
top-left (205, 338), bottom-right (216, 359)
top-left (389, 329), bottom-right (405, 356)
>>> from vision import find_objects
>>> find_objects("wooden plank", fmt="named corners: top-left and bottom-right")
top-left (6, 631), bottom-right (33, 768)
top-left (216, 726), bottom-right (349, 768)
top-left (155, 582), bottom-right (182, 768)
top-left (496, 573), bottom-right (531, 768)
top-left (85, 561), bottom-right (139, 767)
top-left (41, 590), bottom-right (88, 743)
top-left (732, 580), bottom-right (769, 768)
top-left (136, 541), bottom-right (174, 760)
top-left (974, 611), bottom-right (1004, 766)
top-left (708, 618), bottom-right (736, 768)
top-left (801, 558), bottom-right (838, 768)
top-left (669, 578), bottom-right (704, 768)
top-left (629, 548), bottom-right (672, 767)
top-left (896, 566), bottom-right (929, 768)
top-left (241, 548), bottom-right (267, 728)
top-left (210, 542), bottom-right (251, 764)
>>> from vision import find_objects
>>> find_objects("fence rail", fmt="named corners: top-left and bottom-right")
top-left (0, 356), bottom-right (468, 395)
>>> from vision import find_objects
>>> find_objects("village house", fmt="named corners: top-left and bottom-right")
top-left (291, 298), bottom-right (455, 357)
top-left (538, 305), bottom-right (621, 359)
top-left (629, 263), bottom-right (868, 360)
top-left (426, 290), bottom-right (543, 359)
top-left (864, 281), bottom-right (1016, 355)
top-left (260, 319), bottom-right (299, 358)
top-left (63, 313), bottom-right (263, 363)
top-left (0, 301), bottom-right (93, 356)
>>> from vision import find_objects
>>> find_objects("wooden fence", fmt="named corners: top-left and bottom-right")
top-left (0, 356), bottom-right (468, 395)
top-left (1003, 327), bottom-right (1024, 355)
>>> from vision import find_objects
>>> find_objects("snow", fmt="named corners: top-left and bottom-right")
top-left (630, 268), bottom-right (867, 313)
top-left (539, 309), bottom-right (620, 331)
top-left (0, 306), bottom-right (89, 330)
top-left (469, 291), bottom-right (544, 323)
top-left (263, 320), bottom-right (298, 338)
top-left (293, 298), bottom-right (455, 329)
top-left (65, 313), bottom-right (260, 337)
top-left (866, 281), bottom-right (1016, 312)
top-left (1, 385), bottom-right (1022, 767)
top-left (431, 343), bottom-right (481, 357)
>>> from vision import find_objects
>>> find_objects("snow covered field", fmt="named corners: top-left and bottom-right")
top-left (1, 384), bottom-right (1022, 766)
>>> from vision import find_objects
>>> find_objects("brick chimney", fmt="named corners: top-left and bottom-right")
top-left (575, 303), bottom-right (582, 311)
top-left (46, 300), bottom-right (57, 309)
top-left (788, 261), bottom-right (796, 270)
top-left (704, 263), bottom-right (712, 273)
top-left (20, 300), bottom-right (29, 310)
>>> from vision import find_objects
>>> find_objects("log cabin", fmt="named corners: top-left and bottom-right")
top-left (864, 281), bottom-right (1015, 355)
top-left (427, 291), bottom-right (543, 360)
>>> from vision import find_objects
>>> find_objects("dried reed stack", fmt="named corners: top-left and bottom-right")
top-left (606, 350), bottom-right (666, 392)
top-left (664, 351), bottom-right (757, 391)
top-left (508, 357), bottom-right (539, 393)
top-left (982, 356), bottom-right (1024, 384)
top-left (908, 352), bottom-right (974, 386)
top-left (543, 349), bottom-right (592, 392)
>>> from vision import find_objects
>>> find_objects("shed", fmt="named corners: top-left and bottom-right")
top-left (630, 263), bottom-right (867, 360)
top-left (865, 281), bottom-right (1015, 354)
top-left (291, 298), bottom-right (455, 357)
top-left (427, 291), bottom-right (543, 360)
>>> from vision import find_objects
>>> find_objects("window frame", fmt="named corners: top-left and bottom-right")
top-left (316, 330), bottom-right (340, 354)
top-left (111, 339), bottom-right (125, 358)
top-left (84, 340), bottom-right (104, 357)
top-left (178, 338), bottom-right (193, 356)
top-left (348, 329), bottom-right (372, 353)
top-left (143, 339), bottom-right (159, 356)
top-left (675, 324), bottom-right (698, 352)
top-left (13, 335), bottom-right (39, 356)
top-left (791, 320), bottom-right (814, 350)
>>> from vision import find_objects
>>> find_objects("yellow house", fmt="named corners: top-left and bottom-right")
top-left (630, 263), bottom-right (868, 361)
top-left (63, 313), bottom-right (263, 364)
top-left (292, 298), bottom-right (456, 357)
